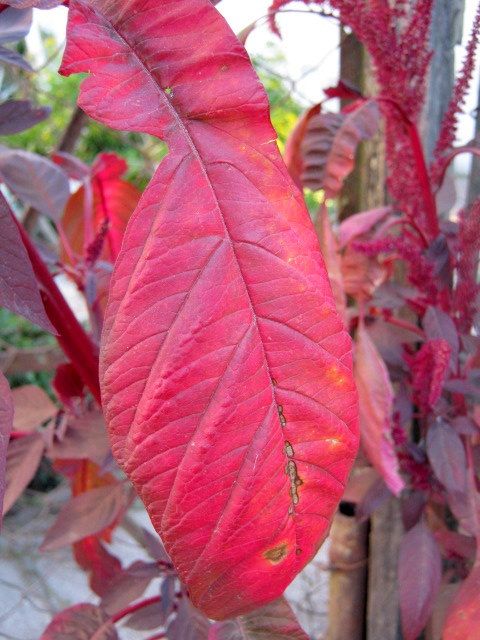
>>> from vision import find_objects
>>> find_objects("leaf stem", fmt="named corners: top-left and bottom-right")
top-left (14, 219), bottom-right (101, 404)
top-left (377, 97), bottom-right (440, 241)
top-left (111, 595), bottom-right (162, 624)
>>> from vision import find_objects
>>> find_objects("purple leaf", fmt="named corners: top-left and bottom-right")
top-left (0, 100), bottom-right (50, 135)
top-left (0, 6), bottom-right (32, 43)
top-left (40, 483), bottom-right (129, 551)
top-left (426, 419), bottom-right (467, 494)
top-left (401, 491), bottom-right (426, 530)
top-left (399, 522), bottom-right (442, 640)
top-left (125, 598), bottom-right (164, 631)
top-left (0, 148), bottom-right (70, 220)
top-left (0, 370), bottom-right (13, 518)
top-left (161, 574), bottom-right (177, 619)
top-left (52, 151), bottom-right (90, 180)
top-left (0, 44), bottom-right (32, 69)
top-left (3, 432), bottom-right (45, 514)
top-left (167, 597), bottom-right (210, 640)
top-left (3, 0), bottom-right (63, 6)
top-left (356, 477), bottom-right (391, 522)
top-left (209, 597), bottom-right (309, 639)
top-left (423, 306), bottom-right (459, 370)
top-left (40, 603), bottom-right (118, 640)
top-left (0, 193), bottom-right (55, 332)
top-left (101, 560), bottom-right (160, 615)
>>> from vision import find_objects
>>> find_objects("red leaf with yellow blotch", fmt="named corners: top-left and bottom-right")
top-left (61, 0), bottom-right (358, 619)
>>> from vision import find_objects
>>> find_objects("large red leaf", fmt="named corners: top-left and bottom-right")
top-left (61, 0), bottom-right (358, 618)
top-left (0, 370), bottom-right (13, 517)
top-left (0, 193), bottom-right (55, 332)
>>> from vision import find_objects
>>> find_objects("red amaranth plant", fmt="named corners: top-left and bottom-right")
top-left (273, 0), bottom-right (480, 637)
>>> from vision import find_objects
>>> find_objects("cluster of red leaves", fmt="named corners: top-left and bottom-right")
top-left (272, 0), bottom-right (480, 638)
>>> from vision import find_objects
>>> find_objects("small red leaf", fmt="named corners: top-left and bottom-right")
top-left (0, 194), bottom-right (55, 332)
top-left (323, 81), bottom-right (363, 101)
top-left (355, 322), bottom-right (404, 495)
top-left (40, 603), bottom-right (118, 640)
top-left (73, 537), bottom-right (122, 597)
top-left (0, 100), bottom-right (50, 135)
top-left (61, 152), bottom-right (141, 263)
top-left (210, 597), bottom-right (308, 639)
top-left (0, 149), bottom-right (70, 220)
top-left (406, 339), bottom-right (451, 412)
top-left (301, 99), bottom-right (380, 197)
top-left (3, 431), bottom-right (45, 514)
top-left (338, 206), bottom-right (392, 248)
top-left (443, 561), bottom-right (480, 639)
top-left (61, 0), bottom-right (358, 619)
top-left (40, 483), bottom-right (129, 551)
top-left (426, 419), bottom-right (467, 494)
top-left (0, 370), bottom-right (13, 517)
top-left (11, 384), bottom-right (57, 431)
top-left (399, 522), bottom-right (442, 640)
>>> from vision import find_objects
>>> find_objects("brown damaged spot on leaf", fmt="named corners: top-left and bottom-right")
top-left (286, 460), bottom-right (302, 505)
top-left (264, 543), bottom-right (288, 564)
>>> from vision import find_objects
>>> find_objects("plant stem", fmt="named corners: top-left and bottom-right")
top-left (377, 97), bottom-right (440, 241)
top-left (15, 219), bottom-right (101, 404)
top-left (382, 313), bottom-right (425, 338)
top-left (111, 596), bottom-right (162, 624)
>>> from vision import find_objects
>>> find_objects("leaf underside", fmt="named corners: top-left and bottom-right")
top-left (61, 0), bottom-right (358, 619)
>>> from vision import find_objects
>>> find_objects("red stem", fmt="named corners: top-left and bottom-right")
top-left (15, 220), bottom-right (101, 404)
top-left (377, 97), bottom-right (440, 241)
top-left (382, 313), bottom-right (425, 338)
top-left (111, 596), bottom-right (161, 624)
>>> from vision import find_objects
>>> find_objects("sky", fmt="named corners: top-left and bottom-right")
top-left (29, 1), bottom-right (479, 157)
